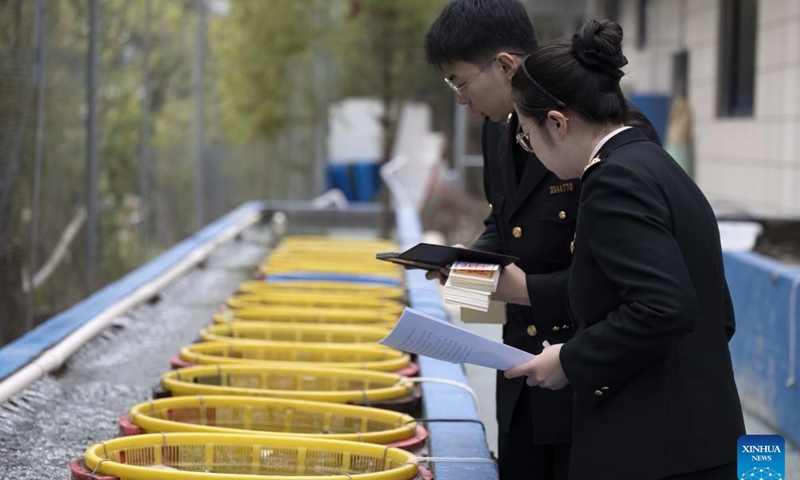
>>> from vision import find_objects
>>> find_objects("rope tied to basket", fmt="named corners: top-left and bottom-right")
top-left (198, 395), bottom-right (206, 425)
top-left (381, 445), bottom-right (390, 471)
top-left (89, 458), bottom-right (107, 476)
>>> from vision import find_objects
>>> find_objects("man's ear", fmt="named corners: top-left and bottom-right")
top-left (496, 52), bottom-right (521, 81)
top-left (547, 110), bottom-right (569, 139)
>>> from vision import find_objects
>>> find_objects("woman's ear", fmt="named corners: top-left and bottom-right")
top-left (547, 110), bottom-right (569, 139)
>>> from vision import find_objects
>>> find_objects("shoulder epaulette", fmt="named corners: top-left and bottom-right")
top-left (581, 156), bottom-right (602, 180)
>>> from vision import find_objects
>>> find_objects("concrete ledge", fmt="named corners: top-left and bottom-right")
top-left (0, 201), bottom-right (266, 381)
top-left (396, 205), bottom-right (498, 479)
top-left (0, 200), bottom-right (385, 382)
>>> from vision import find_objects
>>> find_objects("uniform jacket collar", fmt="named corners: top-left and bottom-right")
top-left (501, 112), bottom-right (550, 215)
top-left (594, 126), bottom-right (650, 160)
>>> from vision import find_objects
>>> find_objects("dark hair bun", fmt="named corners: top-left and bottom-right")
top-left (571, 19), bottom-right (628, 79)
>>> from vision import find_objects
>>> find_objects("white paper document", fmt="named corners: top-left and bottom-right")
top-left (379, 307), bottom-right (534, 371)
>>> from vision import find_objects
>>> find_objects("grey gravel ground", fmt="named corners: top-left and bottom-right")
top-left (0, 227), bottom-right (272, 479)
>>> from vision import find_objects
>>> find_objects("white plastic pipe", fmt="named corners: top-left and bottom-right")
top-left (311, 189), bottom-right (348, 210)
top-left (0, 209), bottom-right (261, 404)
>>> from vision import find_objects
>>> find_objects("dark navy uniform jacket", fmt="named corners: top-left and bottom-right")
top-left (561, 127), bottom-right (745, 480)
top-left (471, 105), bottom-right (661, 446)
top-left (472, 112), bottom-right (577, 445)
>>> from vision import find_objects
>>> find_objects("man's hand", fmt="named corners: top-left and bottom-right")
top-left (493, 263), bottom-right (530, 306)
top-left (425, 266), bottom-right (450, 285)
top-left (505, 343), bottom-right (569, 390)
top-left (421, 244), bottom-right (466, 285)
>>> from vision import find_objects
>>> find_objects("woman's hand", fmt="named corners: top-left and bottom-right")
top-left (493, 263), bottom-right (530, 306)
top-left (505, 343), bottom-right (569, 390)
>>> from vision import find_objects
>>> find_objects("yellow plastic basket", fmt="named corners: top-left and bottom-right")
top-left (162, 365), bottom-right (413, 404)
top-left (277, 236), bottom-right (397, 250)
top-left (226, 293), bottom-right (404, 315)
top-left (83, 433), bottom-right (418, 479)
top-left (213, 307), bottom-right (398, 326)
top-left (267, 249), bottom-right (394, 262)
top-left (200, 322), bottom-right (391, 345)
top-left (269, 246), bottom-right (392, 258)
top-left (179, 341), bottom-right (409, 372)
top-left (269, 250), bottom-right (390, 261)
top-left (259, 260), bottom-right (402, 278)
top-left (126, 396), bottom-right (417, 445)
top-left (238, 281), bottom-right (406, 301)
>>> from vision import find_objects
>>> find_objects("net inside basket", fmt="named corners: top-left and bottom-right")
top-left (200, 322), bottom-right (391, 344)
top-left (261, 259), bottom-right (401, 276)
top-left (179, 341), bottom-right (409, 372)
top-left (129, 396), bottom-right (416, 444)
top-left (226, 293), bottom-right (404, 313)
top-left (85, 433), bottom-right (418, 479)
top-left (163, 365), bottom-right (412, 403)
top-left (213, 307), bottom-right (398, 325)
top-left (237, 281), bottom-right (406, 300)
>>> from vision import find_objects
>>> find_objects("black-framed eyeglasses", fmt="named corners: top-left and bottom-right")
top-left (444, 52), bottom-right (529, 102)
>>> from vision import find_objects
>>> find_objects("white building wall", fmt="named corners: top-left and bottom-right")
top-left (614, 0), bottom-right (800, 216)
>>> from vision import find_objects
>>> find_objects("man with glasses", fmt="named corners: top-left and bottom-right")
top-left (424, 2), bottom-right (660, 479)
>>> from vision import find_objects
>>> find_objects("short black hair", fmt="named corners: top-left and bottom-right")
top-left (512, 19), bottom-right (628, 126)
top-left (425, 0), bottom-right (538, 68)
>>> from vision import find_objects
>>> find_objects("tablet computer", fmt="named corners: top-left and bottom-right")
top-left (376, 243), bottom-right (518, 271)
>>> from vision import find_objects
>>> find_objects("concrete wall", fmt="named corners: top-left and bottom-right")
top-left (613, 0), bottom-right (800, 216)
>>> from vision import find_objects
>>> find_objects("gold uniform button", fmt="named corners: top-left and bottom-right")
top-left (489, 203), bottom-right (493, 210)
top-left (562, 324), bottom-right (570, 330)
top-left (594, 390), bottom-right (604, 397)
top-left (552, 326), bottom-right (560, 332)
top-left (601, 386), bottom-right (610, 391)
top-left (526, 324), bottom-right (538, 337)
top-left (512, 226), bottom-right (522, 238)
top-left (558, 210), bottom-right (567, 220)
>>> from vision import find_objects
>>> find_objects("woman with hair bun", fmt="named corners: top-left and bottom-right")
top-left (505, 19), bottom-right (745, 480)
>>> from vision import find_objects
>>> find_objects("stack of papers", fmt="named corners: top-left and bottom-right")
top-left (449, 261), bottom-right (501, 290)
top-left (379, 307), bottom-right (533, 370)
top-left (443, 261), bottom-right (500, 312)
